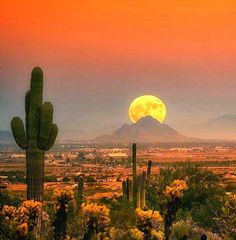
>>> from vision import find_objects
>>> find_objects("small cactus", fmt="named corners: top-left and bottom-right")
top-left (137, 175), bottom-right (141, 208)
top-left (126, 178), bottom-right (130, 202)
top-left (77, 176), bottom-right (84, 207)
top-left (163, 180), bottom-right (188, 240)
top-left (140, 171), bottom-right (146, 208)
top-left (52, 187), bottom-right (74, 240)
top-left (147, 160), bottom-right (152, 180)
top-left (122, 180), bottom-right (127, 199)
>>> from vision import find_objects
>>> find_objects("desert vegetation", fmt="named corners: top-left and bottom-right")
top-left (1, 164), bottom-right (236, 240)
top-left (1, 146), bottom-right (236, 239)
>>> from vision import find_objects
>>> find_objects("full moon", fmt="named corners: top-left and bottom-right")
top-left (129, 95), bottom-right (166, 123)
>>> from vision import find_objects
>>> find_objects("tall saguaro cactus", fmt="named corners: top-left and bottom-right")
top-left (11, 67), bottom-right (58, 201)
top-left (132, 143), bottom-right (137, 207)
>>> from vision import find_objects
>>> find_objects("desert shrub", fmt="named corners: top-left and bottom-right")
top-left (44, 175), bottom-right (57, 182)
top-left (224, 182), bottom-right (236, 193)
top-left (100, 197), bottom-right (136, 229)
top-left (215, 192), bottom-right (236, 238)
top-left (170, 220), bottom-right (193, 240)
top-left (170, 221), bottom-right (222, 240)
top-left (62, 176), bottom-right (71, 182)
top-left (0, 189), bottom-right (22, 209)
top-left (109, 227), bottom-right (144, 240)
top-left (0, 171), bottom-right (26, 183)
top-left (146, 162), bottom-right (224, 229)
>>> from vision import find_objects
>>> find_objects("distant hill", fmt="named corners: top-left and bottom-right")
top-left (0, 131), bottom-right (13, 143)
top-left (94, 116), bottom-right (194, 143)
top-left (190, 114), bottom-right (236, 140)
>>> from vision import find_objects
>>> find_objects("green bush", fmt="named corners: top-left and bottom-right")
top-left (146, 162), bottom-right (224, 229)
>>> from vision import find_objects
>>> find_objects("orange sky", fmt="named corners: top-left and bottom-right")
top-left (1, 1), bottom-right (236, 135)
top-left (1, 0), bottom-right (236, 68)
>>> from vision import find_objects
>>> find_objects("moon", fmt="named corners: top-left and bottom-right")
top-left (129, 95), bottom-right (166, 123)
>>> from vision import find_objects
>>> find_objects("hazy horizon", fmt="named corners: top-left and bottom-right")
top-left (1, 1), bottom-right (236, 140)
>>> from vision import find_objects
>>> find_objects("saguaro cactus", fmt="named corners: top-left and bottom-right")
top-left (136, 175), bottom-right (141, 208)
top-left (77, 176), bottom-right (84, 206)
top-left (122, 178), bottom-right (134, 204)
top-left (128, 179), bottom-right (133, 203)
top-left (132, 143), bottom-right (137, 207)
top-left (140, 171), bottom-right (146, 208)
top-left (11, 67), bottom-right (58, 201)
top-left (122, 144), bottom-right (147, 208)
top-left (147, 160), bottom-right (152, 180)
top-left (122, 180), bottom-right (127, 199)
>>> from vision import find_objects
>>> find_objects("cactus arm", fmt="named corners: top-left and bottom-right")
top-left (137, 175), bottom-right (141, 208)
top-left (11, 117), bottom-right (28, 149)
top-left (28, 67), bottom-right (43, 146)
top-left (45, 123), bottom-right (58, 150)
top-left (25, 90), bottom-right (31, 138)
top-left (140, 171), bottom-right (146, 208)
top-left (129, 179), bottom-right (133, 203)
top-left (126, 178), bottom-right (130, 202)
top-left (38, 102), bottom-right (53, 149)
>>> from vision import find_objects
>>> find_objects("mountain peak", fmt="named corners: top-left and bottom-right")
top-left (134, 116), bottom-right (162, 126)
top-left (95, 117), bottom-right (190, 143)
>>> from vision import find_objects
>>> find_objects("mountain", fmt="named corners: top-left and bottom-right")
top-left (0, 131), bottom-right (13, 143)
top-left (190, 114), bottom-right (236, 140)
top-left (94, 116), bottom-right (193, 143)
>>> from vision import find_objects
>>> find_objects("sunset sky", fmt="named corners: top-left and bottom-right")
top-left (1, 1), bottom-right (236, 138)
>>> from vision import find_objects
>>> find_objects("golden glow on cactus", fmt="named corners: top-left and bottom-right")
top-left (129, 228), bottom-right (144, 240)
top-left (22, 200), bottom-right (42, 215)
top-left (53, 187), bottom-right (74, 202)
top-left (81, 203), bottom-right (110, 229)
top-left (1, 200), bottom-right (48, 238)
top-left (135, 208), bottom-right (163, 222)
top-left (81, 203), bottom-right (110, 218)
top-left (130, 228), bottom-right (144, 240)
top-left (151, 230), bottom-right (164, 240)
top-left (164, 179), bottom-right (188, 198)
